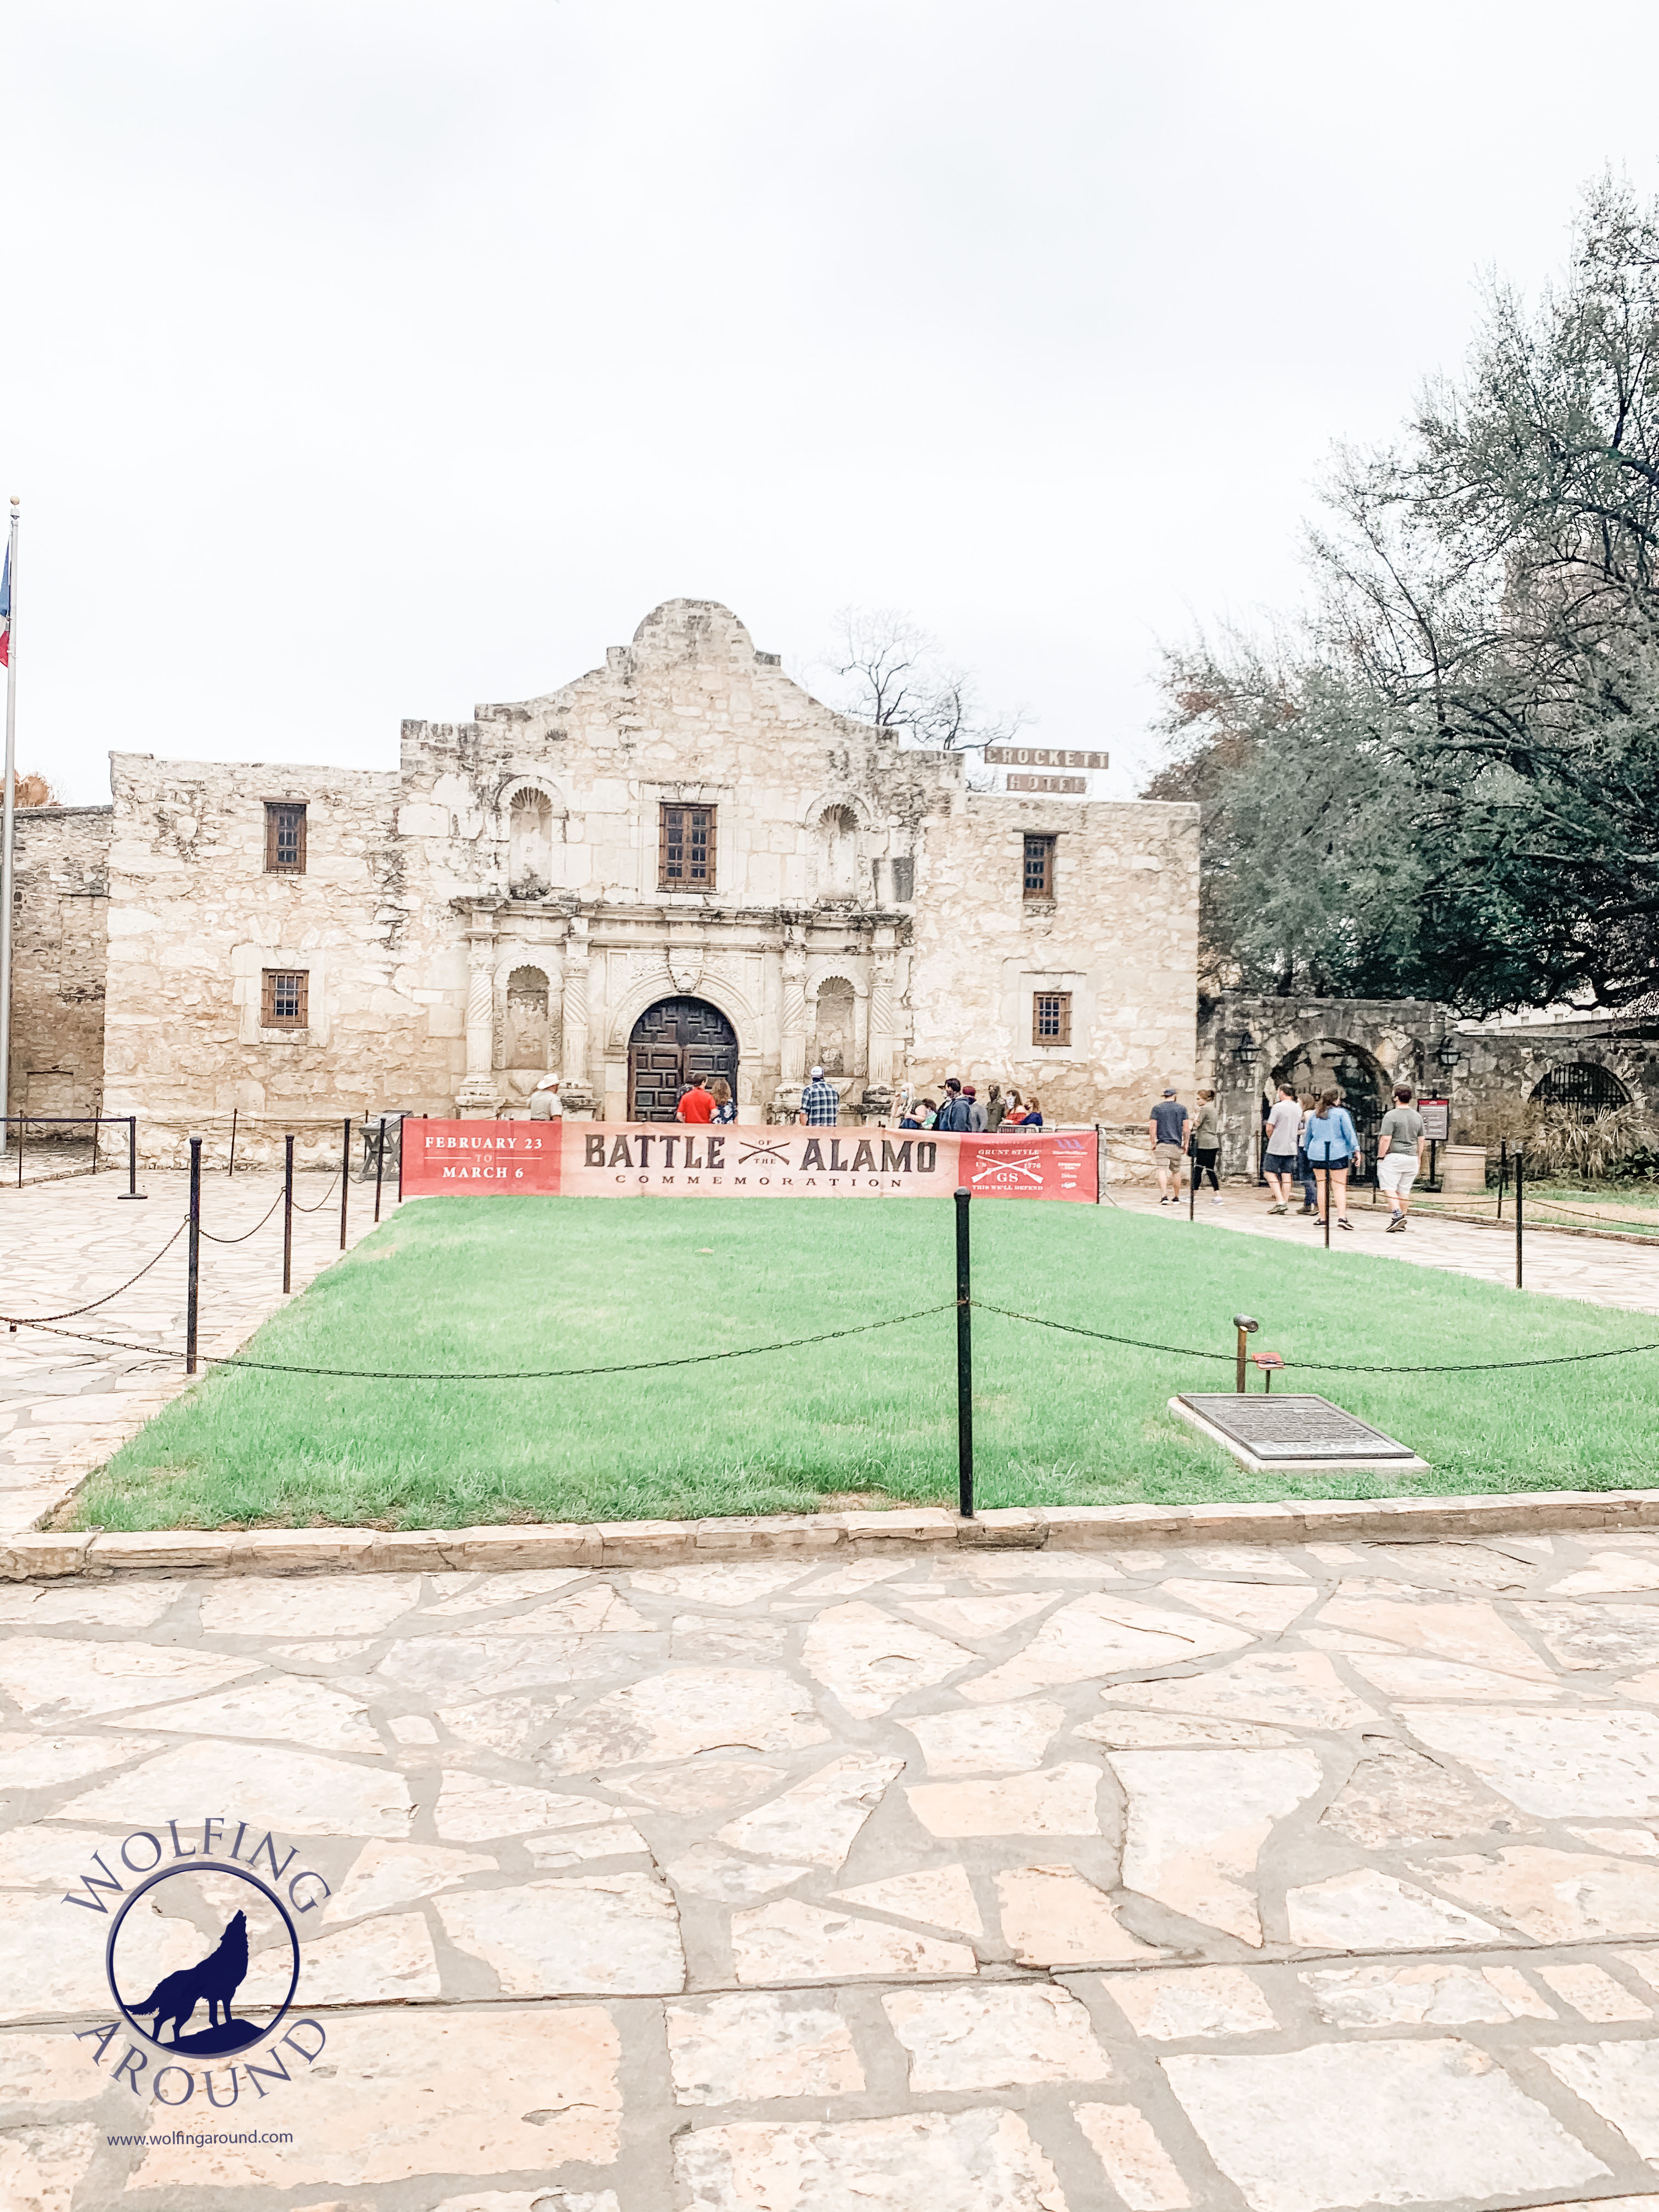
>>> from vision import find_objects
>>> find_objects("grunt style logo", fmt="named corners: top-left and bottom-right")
top-left (65, 1819), bottom-right (329, 2110)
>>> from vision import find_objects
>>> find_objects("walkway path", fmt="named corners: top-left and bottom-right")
top-left (1113, 1182), bottom-right (1659, 1316)
top-left (11, 1532), bottom-right (1659, 2204)
top-left (0, 1171), bottom-right (380, 1536)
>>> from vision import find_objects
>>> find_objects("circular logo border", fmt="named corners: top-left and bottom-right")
top-left (104, 1860), bottom-right (302, 2059)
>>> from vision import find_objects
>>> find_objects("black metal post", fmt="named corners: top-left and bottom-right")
top-left (1323, 1169), bottom-right (1330, 1250)
top-left (954, 1187), bottom-right (974, 1520)
top-left (1515, 1144), bottom-right (1525, 1291)
top-left (1188, 1147), bottom-right (1196, 1221)
top-left (1427, 1137), bottom-right (1440, 1193)
top-left (283, 1134), bottom-right (295, 1294)
top-left (1497, 1141), bottom-right (1508, 1220)
top-left (15, 1114), bottom-right (22, 1189)
top-left (118, 1113), bottom-right (146, 1199)
top-left (186, 1136), bottom-right (202, 1375)
top-left (228, 1106), bottom-right (238, 1177)
top-left (374, 1115), bottom-right (387, 1222)
top-left (340, 1115), bottom-right (351, 1250)
top-left (397, 1117), bottom-right (405, 1204)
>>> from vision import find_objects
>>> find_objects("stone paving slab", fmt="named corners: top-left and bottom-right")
top-left (14, 1533), bottom-right (1659, 2203)
top-left (0, 1171), bottom-right (381, 1534)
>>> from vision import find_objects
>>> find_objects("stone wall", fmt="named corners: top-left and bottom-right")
top-left (909, 795), bottom-right (1200, 1126)
top-left (5, 806), bottom-right (112, 1125)
top-left (101, 755), bottom-right (420, 1164)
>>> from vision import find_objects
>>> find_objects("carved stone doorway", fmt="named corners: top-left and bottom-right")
top-left (627, 997), bottom-right (738, 1121)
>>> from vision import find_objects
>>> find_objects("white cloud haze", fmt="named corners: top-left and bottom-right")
top-left (5, 1), bottom-right (1659, 802)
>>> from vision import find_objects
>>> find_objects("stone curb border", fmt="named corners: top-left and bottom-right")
top-left (7, 1489), bottom-right (1659, 1580)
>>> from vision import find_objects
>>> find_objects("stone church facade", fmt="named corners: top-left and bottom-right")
top-left (7, 600), bottom-right (1198, 1152)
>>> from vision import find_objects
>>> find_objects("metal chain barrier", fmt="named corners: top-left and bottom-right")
top-left (288, 1175), bottom-right (342, 1215)
top-left (1, 1301), bottom-right (957, 1378)
top-left (198, 1189), bottom-right (288, 1245)
top-left (0, 1218), bottom-right (189, 1327)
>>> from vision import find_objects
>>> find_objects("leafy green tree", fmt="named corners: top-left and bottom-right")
top-left (1154, 177), bottom-right (1659, 1014)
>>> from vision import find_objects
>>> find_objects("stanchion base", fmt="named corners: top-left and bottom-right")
top-left (117, 1193), bottom-right (150, 1201)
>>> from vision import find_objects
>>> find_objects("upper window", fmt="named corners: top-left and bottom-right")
top-left (262, 969), bottom-right (308, 1029)
top-left (266, 802), bottom-right (307, 874)
top-left (659, 803), bottom-right (716, 891)
top-left (1033, 990), bottom-right (1072, 1046)
top-left (1023, 833), bottom-right (1056, 899)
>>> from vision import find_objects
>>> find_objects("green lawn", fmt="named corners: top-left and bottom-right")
top-left (66, 1194), bottom-right (1659, 1532)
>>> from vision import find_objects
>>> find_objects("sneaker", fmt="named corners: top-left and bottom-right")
top-left (1386, 1215), bottom-right (1406, 1233)
top-left (1159, 1195), bottom-right (1170, 1205)
top-left (1338, 1216), bottom-right (1354, 1232)
top-left (1212, 1196), bottom-right (1224, 1206)
top-left (1268, 1201), bottom-right (1288, 1215)
top-left (1298, 1205), bottom-right (1317, 1216)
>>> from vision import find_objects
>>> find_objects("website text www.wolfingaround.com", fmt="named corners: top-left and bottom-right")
top-left (106, 2128), bottom-right (294, 2149)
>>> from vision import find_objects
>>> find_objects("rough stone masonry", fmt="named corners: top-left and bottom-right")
top-left (6, 599), bottom-right (1198, 1158)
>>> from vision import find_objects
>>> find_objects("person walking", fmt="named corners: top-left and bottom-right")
top-left (1261, 1083), bottom-right (1302, 1214)
top-left (708, 1075), bottom-right (737, 1125)
top-left (677, 1074), bottom-right (715, 1124)
top-left (1295, 1091), bottom-right (1319, 1216)
top-left (1304, 1088), bottom-right (1360, 1230)
top-left (1376, 1083), bottom-right (1426, 1232)
top-left (528, 1074), bottom-right (563, 1122)
top-left (1148, 1088), bottom-right (1190, 1204)
top-left (934, 1079), bottom-right (972, 1132)
top-left (798, 1064), bottom-right (840, 1127)
top-left (1189, 1087), bottom-right (1222, 1203)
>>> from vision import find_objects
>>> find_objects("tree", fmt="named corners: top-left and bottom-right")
top-left (1153, 177), bottom-right (1659, 1014)
top-left (13, 772), bottom-right (58, 808)
top-left (816, 607), bottom-right (1028, 752)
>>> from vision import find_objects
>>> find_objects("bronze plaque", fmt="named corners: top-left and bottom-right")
top-left (1176, 1393), bottom-right (1417, 1463)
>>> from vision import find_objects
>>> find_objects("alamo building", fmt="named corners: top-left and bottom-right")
top-left (7, 599), bottom-right (1198, 1152)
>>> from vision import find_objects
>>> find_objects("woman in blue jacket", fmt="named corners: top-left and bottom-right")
top-left (1303, 1087), bottom-right (1361, 1232)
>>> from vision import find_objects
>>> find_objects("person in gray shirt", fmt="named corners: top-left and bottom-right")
top-left (1376, 1084), bottom-right (1427, 1232)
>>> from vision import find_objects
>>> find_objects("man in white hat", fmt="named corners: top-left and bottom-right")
top-left (528, 1074), bottom-right (563, 1122)
top-left (798, 1064), bottom-right (840, 1127)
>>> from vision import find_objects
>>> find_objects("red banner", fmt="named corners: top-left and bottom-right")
top-left (401, 1121), bottom-right (1098, 1203)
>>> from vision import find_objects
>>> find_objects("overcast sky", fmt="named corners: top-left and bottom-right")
top-left (8, 2), bottom-right (1659, 805)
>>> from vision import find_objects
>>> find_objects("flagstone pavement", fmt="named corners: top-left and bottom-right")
top-left (15, 1536), bottom-right (1659, 2206)
top-left (1113, 1184), bottom-right (1659, 1316)
top-left (0, 1171), bottom-right (380, 1535)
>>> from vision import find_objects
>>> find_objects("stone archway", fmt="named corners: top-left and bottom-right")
top-left (1271, 1037), bottom-right (1392, 1182)
top-left (627, 997), bottom-right (738, 1122)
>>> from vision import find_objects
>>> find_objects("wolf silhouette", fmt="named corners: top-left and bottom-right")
top-left (128, 1909), bottom-right (250, 2045)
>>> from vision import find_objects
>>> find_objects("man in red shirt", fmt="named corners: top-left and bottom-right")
top-left (676, 1078), bottom-right (715, 1124)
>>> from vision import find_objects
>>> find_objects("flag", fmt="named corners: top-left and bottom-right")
top-left (0, 540), bottom-right (9, 668)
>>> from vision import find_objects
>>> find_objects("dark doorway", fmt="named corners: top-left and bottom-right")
top-left (1269, 1039), bottom-right (1390, 1186)
top-left (628, 997), bottom-right (738, 1121)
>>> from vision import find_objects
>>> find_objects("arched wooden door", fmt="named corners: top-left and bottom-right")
top-left (628, 997), bottom-right (738, 1121)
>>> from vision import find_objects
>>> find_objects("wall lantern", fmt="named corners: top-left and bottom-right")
top-left (1436, 1037), bottom-right (1462, 1070)
top-left (1233, 1030), bottom-right (1261, 1068)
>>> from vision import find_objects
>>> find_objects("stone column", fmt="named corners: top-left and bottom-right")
top-left (868, 943), bottom-right (896, 1091)
top-left (455, 927), bottom-right (504, 1117)
top-left (779, 939), bottom-right (807, 1086)
top-left (561, 917), bottom-right (591, 1091)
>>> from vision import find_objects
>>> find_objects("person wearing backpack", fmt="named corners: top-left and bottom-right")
top-left (1304, 1087), bottom-right (1361, 1232)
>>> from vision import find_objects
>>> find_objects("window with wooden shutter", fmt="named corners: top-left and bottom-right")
top-left (261, 969), bottom-right (308, 1029)
top-left (1032, 990), bottom-right (1071, 1046)
top-left (1023, 833), bottom-right (1056, 899)
top-left (265, 802), bottom-right (307, 873)
top-left (659, 803), bottom-right (716, 890)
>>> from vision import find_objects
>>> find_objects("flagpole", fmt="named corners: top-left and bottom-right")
top-left (0, 496), bottom-right (18, 1163)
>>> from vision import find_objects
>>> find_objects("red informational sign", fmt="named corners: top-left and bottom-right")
top-left (400, 1120), bottom-right (1098, 1203)
top-left (400, 1120), bottom-right (563, 1195)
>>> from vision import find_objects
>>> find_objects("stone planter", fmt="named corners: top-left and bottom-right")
top-left (1440, 1143), bottom-right (1489, 1194)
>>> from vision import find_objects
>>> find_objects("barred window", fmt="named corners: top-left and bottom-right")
top-left (1032, 990), bottom-right (1071, 1046)
top-left (1023, 833), bottom-right (1056, 899)
top-left (265, 802), bottom-right (307, 873)
top-left (261, 969), bottom-right (308, 1029)
top-left (659, 803), bottom-right (716, 890)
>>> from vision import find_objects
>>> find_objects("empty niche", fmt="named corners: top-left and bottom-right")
top-left (818, 804), bottom-right (860, 900)
top-left (505, 966), bottom-right (551, 1070)
top-left (507, 787), bottom-right (555, 894)
top-left (811, 977), bottom-right (856, 1075)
